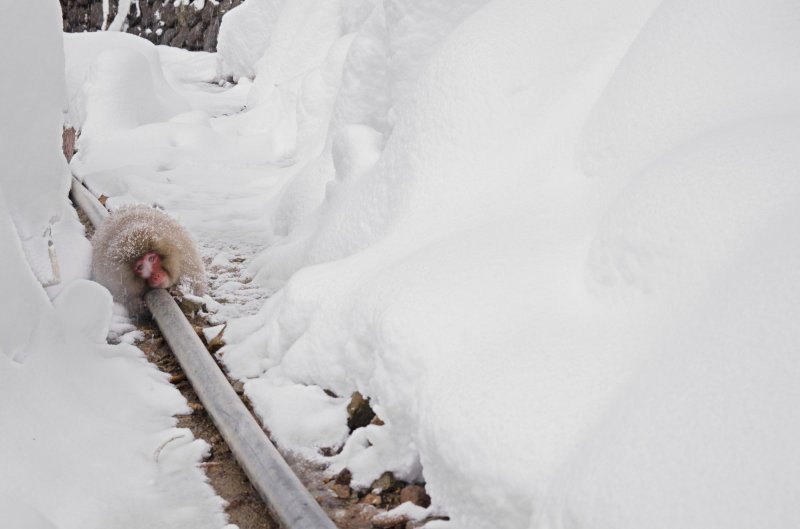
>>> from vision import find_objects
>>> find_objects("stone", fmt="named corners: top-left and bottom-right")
top-left (348, 391), bottom-right (377, 431)
top-left (361, 493), bottom-right (381, 506)
top-left (371, 513), bottom-right (410, 529)
top-left (399, 485), bottom-right (430, 508)
top-left (334, 468), bottom-right (352, 486)
top-left (331, 483), bottom-right (351, 499)
top-left (370, 471), bottom-right (397, 493)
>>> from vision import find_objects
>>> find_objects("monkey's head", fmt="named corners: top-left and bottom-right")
top-left (133, 251), bottom-right (172, 289)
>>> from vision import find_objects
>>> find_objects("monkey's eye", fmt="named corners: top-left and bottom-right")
top-left (148, 254), bottom-right (156, 263)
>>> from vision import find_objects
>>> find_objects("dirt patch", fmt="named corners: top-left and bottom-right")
top-left (137, 320), bottom-right (278, 529)
top-left (72, 194), bottom-right (437, 529)
top-left (137, 311), bottom-right (437, 529)
top-left (75, 205), bottom-right (95, 239)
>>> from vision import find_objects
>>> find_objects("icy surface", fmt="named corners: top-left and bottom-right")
top-left (66, 0), bottom-right (800, 528)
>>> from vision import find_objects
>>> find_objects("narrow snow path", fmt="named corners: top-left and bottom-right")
top-left (68, 44), bottom-right (288, 323)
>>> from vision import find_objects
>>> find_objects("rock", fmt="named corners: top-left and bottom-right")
top-left (400, 485), bottom-right (430, 508)
top-left (331, 483), bottom-right (351, 499)
top-left (361, 493), bottom-right (382, 506)
top-left (370, 471), bottom-right (397, 493)
top-left (334, 468), bottom-right (352, 486)
top-left (62, 128), bottom-right (77, 162)
top-left (371, 513), bottom-right (410, 529)
top-left (348, 391), bottom-right (377, 431)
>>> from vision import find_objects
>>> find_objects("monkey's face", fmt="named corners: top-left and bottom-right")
top-left (133, 252), bottom-right (171, 289)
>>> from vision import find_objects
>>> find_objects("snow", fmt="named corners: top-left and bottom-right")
top-left (0, 2), bottom-right (86, 292)
top-left (1, 278), bottom-right (229, 528)
top-left (245, 367), bottom-right (350, 455)
top-left (1, 4), bottom-right (229, 529)
top-left (60, 0), bottom-right (800, 528)
top-left (63, 31), bottom-right (190, 133)
top-left (106, 0), bottom-right (135, 32)
top-left (216, 0), bottom-right (288, 81)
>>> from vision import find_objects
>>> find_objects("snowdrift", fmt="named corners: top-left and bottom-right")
top-left (61, 0), bottom-right (800, 527)
top-left (0, 4), bottom-right (229, 528)
top-left (217, 1), bottom-right (800, 528)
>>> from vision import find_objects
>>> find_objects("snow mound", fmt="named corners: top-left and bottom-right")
top-left (219, 0), bottom-right (800, 528)
top-left (64, 32), bottom-right (189, 135)
top-left (60, 0), bottom-right (800, 527)
top-left (1, 5), bottom-right (229, 528)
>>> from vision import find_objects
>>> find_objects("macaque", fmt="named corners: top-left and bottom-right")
top-left (133, 251), bottom-right (171, 288)
top-left (91, 205), bottom-right (205, 315)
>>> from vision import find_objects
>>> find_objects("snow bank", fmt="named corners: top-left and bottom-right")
top-left (217, 0), bottom-right (800, 528)
top-left (1, 5), bottom-right (228, 528)
top-left (214, 0), bottom-right (350, 165)
top-left (0, 273), bottom-right (229, 529)
top-left (0, 2), bottom-right (88, 294)
top-left (216, 0), bottom-right (288, 81)
top-left (63, 0), bottom-right (800, 527)
top-left (64, 32), bottom-right (189, 135)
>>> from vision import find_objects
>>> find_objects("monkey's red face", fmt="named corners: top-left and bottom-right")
top-left (133, 252), bottom-right (171, 289)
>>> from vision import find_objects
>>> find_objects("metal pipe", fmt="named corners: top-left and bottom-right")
top-left (146, 289), bottom-right (336, 529)
top-left (69, 177), bottom-right (109, 226)
top-left (71, 177), bottom-right (335, 529)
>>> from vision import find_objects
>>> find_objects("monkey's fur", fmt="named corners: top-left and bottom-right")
top-left (92, 205), bottom-right (205, 315)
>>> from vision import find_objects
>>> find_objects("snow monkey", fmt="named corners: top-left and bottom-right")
top-left (91, 205), bottom-right (205, 315)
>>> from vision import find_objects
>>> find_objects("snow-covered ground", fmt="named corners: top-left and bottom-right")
top-left (0, 3), bottom-right (229, 529)
top-left (4, 0), bottom-right (800, 528)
